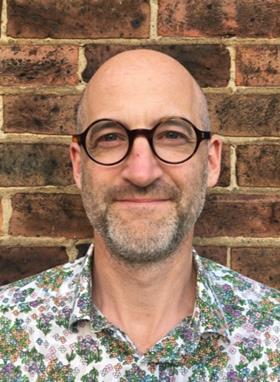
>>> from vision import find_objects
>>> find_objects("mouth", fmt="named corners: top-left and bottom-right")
top-left (114, 198), bottom-right (171, 205)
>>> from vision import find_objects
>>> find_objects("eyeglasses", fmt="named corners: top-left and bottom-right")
top-left (72, 117), bottom-right (211, 166)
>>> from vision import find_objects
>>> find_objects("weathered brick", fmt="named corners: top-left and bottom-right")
top-left (9, 193), bottom-right (92, 239)
top-left (196, 246), bottom-right (227, 266)
top-left (83, 44), bottom-right (230, 87)
top-left (7, 0), bottom-right (150, 38)
top-left (0, 246), bottom-right (68, 286)
top-left (217, 144), bottom-right (230, 187)
top-left (0, 45), bottom-right (78, 86)
top-left (231, 247), bottom-right (280, 289)
top-left (236, 45), bottom-right (280, 86)
top-left (0, 143), bottom-right (72, 187)
top-left (236, 145), bottom-right (280, 187)
top-left (207, 94), bottom-right (280, 136)
top-left (3, 95), bottom-right (79, 135)
top-left (158, 0), bottom-right (280, 38)
top-left (196, 194), bottom-right (280, 237)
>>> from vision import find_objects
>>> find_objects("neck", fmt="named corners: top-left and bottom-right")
top-left (92, 233), bottom-right (196, 354)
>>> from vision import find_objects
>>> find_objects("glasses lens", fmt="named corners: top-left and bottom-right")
top-left (153, 118), bottom-right (197, 163)
top-left (85, 120), bottom-right (128, 165)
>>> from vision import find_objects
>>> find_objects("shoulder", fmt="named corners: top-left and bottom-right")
top-left (198, 255), bottom-right (279, 328)
top-left (197, 255), bottom-right (279, 380)
top-left (0, 256), bottom-right (85, 316)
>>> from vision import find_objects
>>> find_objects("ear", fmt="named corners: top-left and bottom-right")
top-left (70, 141), bottom-right (82, 190)
top-left (207, 134), bottom-right (222, 188)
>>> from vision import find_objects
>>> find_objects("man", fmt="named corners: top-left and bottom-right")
top-left (0, 49), bottom-right (279, 381)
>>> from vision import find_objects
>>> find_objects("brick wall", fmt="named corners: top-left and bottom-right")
top-left (0, 0), bottom-right (279, 288)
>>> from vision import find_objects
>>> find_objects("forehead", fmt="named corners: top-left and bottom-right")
top-left (83, 55), bottom-right (202, 129)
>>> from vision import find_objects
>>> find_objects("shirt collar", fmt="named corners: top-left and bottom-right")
top-left (69, 244), bottom-right (110, 332)
top-left (193, 250), bottom-right (230, 340)
top-left (69, 245), bottom-right (230, 359)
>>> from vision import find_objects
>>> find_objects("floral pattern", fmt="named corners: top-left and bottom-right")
top-left (0, 245), bottom-right (279, 381)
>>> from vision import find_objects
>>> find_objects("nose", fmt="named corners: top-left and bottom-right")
top-left (121, 136), bottom-right (164, 187)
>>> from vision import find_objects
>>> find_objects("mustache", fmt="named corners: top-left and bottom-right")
top-left (105, 181), bottom-right (180, 202)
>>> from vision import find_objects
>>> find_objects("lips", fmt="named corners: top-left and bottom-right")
top-left (116, 198), bottom-right (169, 203)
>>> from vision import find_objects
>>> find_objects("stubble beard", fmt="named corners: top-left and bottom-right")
top-left (81, 167), bottom-right (208, 266)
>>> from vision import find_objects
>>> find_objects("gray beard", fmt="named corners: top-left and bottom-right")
top-left (81, 169), bottom-right (207, 266)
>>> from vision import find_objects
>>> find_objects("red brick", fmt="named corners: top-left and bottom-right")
top-left (0, 45), bottom-right (78, 86)
top-left (0, 246), bottom-right (69, 286)
top-left (7, 0), bottom-right (150, 38)
top-left (231, 247), bottom-right (280, 289)
top-left (83, 44), bottom-right (230, 87)
top-left (236, 145), bottom-right (280, 187)
top-left (0, 143), bottom-right (73, 187)
top-left (195, 194), bottom-right (280, 237)
top-left (217, 144), bottom-right (230, 187)
top-left (196, 246), bottom-right (227, 266)
top-left (158, 0), bottom-right (280, 38)
top-left (207, 94), bottom-right (280, 136)
top-left (9, 193), bottom-right (92, 239)
top-left (3, 95), bottom-right (79, 135)
top-left (236, 45), bottom-right (280, 86)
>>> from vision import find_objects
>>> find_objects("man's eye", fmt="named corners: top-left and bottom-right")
top-left (157, 130), bottom-right (189, 142)
top-left (99, 133), bottom-right (119, 142)
top-left (163, 131), bottom-right (183, 139)
top-left (93, 132), bottom-right (126, 147)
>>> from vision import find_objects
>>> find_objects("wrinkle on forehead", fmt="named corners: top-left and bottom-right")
top-left (77, 49), bottom-right (209, 133)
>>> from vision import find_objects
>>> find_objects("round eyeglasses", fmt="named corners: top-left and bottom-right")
top-left (72, 117), bottom-right (211, 166)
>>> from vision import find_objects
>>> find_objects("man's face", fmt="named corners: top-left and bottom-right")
top-left (81, 156), bottom-right (208, 265)
top-left (71, 54), bottom-right (221, 265)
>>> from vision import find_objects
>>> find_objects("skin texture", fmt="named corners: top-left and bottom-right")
top-left (70, 49), bottom-right (222, 353)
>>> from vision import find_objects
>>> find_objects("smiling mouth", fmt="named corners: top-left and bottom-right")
top-left (115, 199), bottom-right (170, 204)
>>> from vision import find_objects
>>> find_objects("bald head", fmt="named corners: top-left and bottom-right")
top-left (77, 49), bottom-right (210, 133)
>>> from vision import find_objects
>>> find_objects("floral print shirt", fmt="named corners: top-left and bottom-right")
top-left (0, 245), bottom-right (279, 382)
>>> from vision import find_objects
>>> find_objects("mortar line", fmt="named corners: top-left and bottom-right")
top-left (205, 87), bottom-right (280, 94)
top-left (221, 136), bottom-right (280, 145)
top-left (1, 132), bottom-right (279, 145)
top-left (0, 86), bottom-right (279, 96)
top-left (66, 245), bottom-right (79, 262)
top-left (226, 247), bottom-right (231, 268)
top-left (0, 185), bottom-right (80, 196)
top-left (230, 145), bottom-right (238, 189)
top-left (207, 186), bottom-right (280, 195)
top-left (1, 195), bottom-right (12, 235)
top-left (227, 45), bottom-right (237, 92)
top-left (0, 236), bottom-right (93, 248)
top-left (77, 46), bottom-right (87, 86)
top-left (1, 36), bottom-right (280, 45)
top-left (0, 86), bottom-right (85, 96)
top-left (0, 236), bottom-right (76, 246)
top-left (0, 0), bottom-right (8, 41)
top-left (0, 133), bottom-right (72, 144)
top-left (1, 236), bottom-right (278, 247)
top-left (1, 185), bottom-right (279, 197)
top-left (193, 237), bottom-right (280, 246)
top-left (149, 0), bottom-right (159, 39)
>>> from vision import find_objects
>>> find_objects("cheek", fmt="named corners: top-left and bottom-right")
top-left (165, 164), bottom-right (197, 189)
top-left (168, 160), bottom-right (208, 197)
top-left (81, 162), bottom-right (122, 194)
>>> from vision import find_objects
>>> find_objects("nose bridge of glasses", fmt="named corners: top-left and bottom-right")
top-left (128, 128), bottom-right (155, 148)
